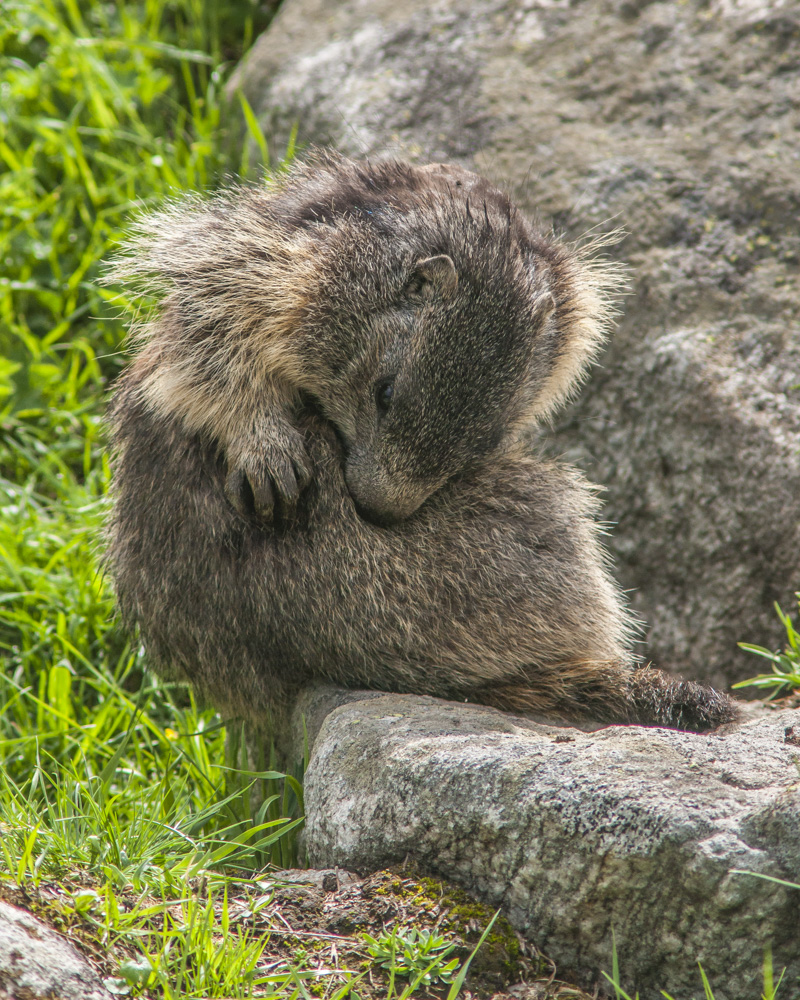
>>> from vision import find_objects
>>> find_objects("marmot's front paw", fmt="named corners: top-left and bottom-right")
top-left (225, 432), bottom-right (312, 522)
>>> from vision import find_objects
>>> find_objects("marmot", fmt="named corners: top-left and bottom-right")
top-left (107, 152), bottom-right (740, 737)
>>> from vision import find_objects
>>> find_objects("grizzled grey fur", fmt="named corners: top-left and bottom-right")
top-left (107, 152), bottom-right (739, 736)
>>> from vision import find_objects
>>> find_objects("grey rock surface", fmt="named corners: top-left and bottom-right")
top-left (229, 0), bottom-right (800, 688)
top-left (299, 686), bottom-right (800, 1000)
top-left (0, 900), bottom-right (112, 1000)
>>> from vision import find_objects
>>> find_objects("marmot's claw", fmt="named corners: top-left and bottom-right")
top-left (262, 450), bottom-right (299, 518)
top-left (225, 439), bottom-right (312, 523)
top-left (224, 467), bottom-right (260, 519)
top-left (293, 451), bottom-right (313, 492)
top-left (249, 470), bottom-right (277, 521)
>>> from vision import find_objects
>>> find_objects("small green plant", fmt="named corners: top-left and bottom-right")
top-left (734, 595), bottom-right (800, 698)
top-left (115, 887), bottom-right (275, 999)
top-left (363, 926), bottom-right (460, 987)
top-left (360, 913), bottom-right (499, 999)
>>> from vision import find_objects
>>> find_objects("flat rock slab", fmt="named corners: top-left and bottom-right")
top-left (299, 687), bottom-right (800, 1000)
top-left (0, 900), bottom-right (112, 1000)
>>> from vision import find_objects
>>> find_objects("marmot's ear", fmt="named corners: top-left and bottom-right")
top-left (407, 254), bottom-right (458, 301)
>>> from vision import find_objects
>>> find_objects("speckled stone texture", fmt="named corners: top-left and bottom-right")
top-left (297, 686), bottom-right (800, 1000)
top-left (0, 900), bottom-right (112, 1000)
top-left (228, 0), bottom-right (800, 689)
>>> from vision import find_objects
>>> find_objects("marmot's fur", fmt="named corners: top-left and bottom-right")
top-left (107, 152), bottom-right (740, 736)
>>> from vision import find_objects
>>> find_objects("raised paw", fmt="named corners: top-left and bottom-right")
top-left (224, 432), bottom-right (312, 523)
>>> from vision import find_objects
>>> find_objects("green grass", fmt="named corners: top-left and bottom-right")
top-left (603, 937), bottom-right (786, 1000)
top-left (0, 1), bottom-right (317, 995)
top-left (734, 595), bottom-right (800, 698)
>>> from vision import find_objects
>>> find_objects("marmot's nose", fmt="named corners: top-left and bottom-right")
top-left (344, 461), bottom-right (427, 526)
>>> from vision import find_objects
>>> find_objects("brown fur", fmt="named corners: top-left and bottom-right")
top-left (107, 152), bottom-right (741, 741)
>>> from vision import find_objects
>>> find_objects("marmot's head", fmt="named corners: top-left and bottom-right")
top-left (113, 152), bottom-right (622, 525)
top-left (282, 156), bottom-right (623, 523)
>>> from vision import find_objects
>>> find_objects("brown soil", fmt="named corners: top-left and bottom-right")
top-left (0, 868), bottom-right (597, 999)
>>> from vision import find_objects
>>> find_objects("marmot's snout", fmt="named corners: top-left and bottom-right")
top-left (344, 454), bottom-right (436, 525)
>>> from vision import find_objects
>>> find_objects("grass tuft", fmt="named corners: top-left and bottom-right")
top-left (734, 595), bottom-right (800, 697)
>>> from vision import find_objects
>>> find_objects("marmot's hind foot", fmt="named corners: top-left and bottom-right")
top-left (627, 666), bottom-right (741, 732)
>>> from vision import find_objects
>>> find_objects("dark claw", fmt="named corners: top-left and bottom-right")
top-left (270, 453), bottom-right (300, 516)
top-left (225, 467), bottom-right (260, 518)
top-left (293, 453), bottom-right (313, 492)
top-left (249, 472), bottom-right (276, 521)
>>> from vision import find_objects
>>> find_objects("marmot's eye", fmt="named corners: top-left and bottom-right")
top-left (375, 378), bottom-right (395, 414)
